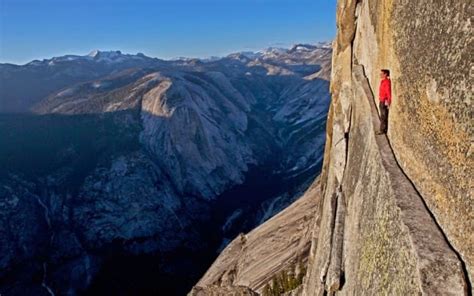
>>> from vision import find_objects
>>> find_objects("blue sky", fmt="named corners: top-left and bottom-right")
top-left (0, 0), bottom-right (336, 64)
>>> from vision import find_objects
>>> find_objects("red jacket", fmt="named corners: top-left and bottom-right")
top-left (379, 78), bottom-right (392, 105)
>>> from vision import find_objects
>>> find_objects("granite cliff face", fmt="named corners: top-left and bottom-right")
top-left (305, 1), bottom-right (471, 294)
top-left (193, 1), bottom-right (472, 295)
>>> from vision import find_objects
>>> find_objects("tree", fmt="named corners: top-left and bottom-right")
top-left (263, 283), bottom-right (272, 296)
top-left (297, 260), bottom-right (307, 285)
top-left (272, 276), bottom-right (282, 295)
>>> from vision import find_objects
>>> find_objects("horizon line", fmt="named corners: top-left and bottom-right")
top-left (0, 40), bottom-right (334, 66)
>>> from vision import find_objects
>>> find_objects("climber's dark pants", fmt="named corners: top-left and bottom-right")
top-left (379, 102), bottom-right (388, 133)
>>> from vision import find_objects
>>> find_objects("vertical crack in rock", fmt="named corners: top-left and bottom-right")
top-left (323, 113), bottom-right (350, 293)
top-left (319, 190), bottom-right (338, 285)
top-left (326, 186), bottom-right (346, 292)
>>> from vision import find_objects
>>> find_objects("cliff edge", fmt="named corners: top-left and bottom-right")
top-left (305, 0), bottom-right (471, 294)
top-left (191, 0), bottom-right (472, 295)
top-left (190, 180), bottom-right (322, 295)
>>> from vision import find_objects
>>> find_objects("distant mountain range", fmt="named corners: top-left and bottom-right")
top-left (0, 43), bottom-right (332, 295)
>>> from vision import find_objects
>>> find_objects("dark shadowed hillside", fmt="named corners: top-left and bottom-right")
top-left (0, 44), bottom-right (332, 295)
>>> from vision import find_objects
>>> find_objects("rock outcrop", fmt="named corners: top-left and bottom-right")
top-left (192, 180), bottom-right (322, 295)
top-left (305, 1), bottom-right (471, 295)
top-left (192, 0), bottom-right (472, 295)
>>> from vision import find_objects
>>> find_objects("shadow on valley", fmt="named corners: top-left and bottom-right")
top-left (0, 43), bottom-right (332, 295)
top-left (0, 111), bottom-right (141, 192)
top-left (0, 96), bottom-right (326, 295)
top-left (84, 161), bottom-right (323, 296)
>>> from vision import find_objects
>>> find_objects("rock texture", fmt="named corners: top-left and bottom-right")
top-left (192, 180), bottom-right (322, 295)
top-left (305, 0), bottom-right (472, 295)
top-left (192, 0), bottom-right (472, 295)
top-left (189, 285), bottom-right (259, 296)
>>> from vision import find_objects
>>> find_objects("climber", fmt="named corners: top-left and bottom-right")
top-left (376, 69), bottom-right (391, 135)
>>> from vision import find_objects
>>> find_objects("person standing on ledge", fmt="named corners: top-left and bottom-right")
top-left (377, 69), bottom-right (392, 135)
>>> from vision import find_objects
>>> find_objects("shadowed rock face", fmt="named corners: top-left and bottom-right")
top-left (0, 45), bottom-right (331, 294)
top-left (193, 1), bottom-right (472, 295)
